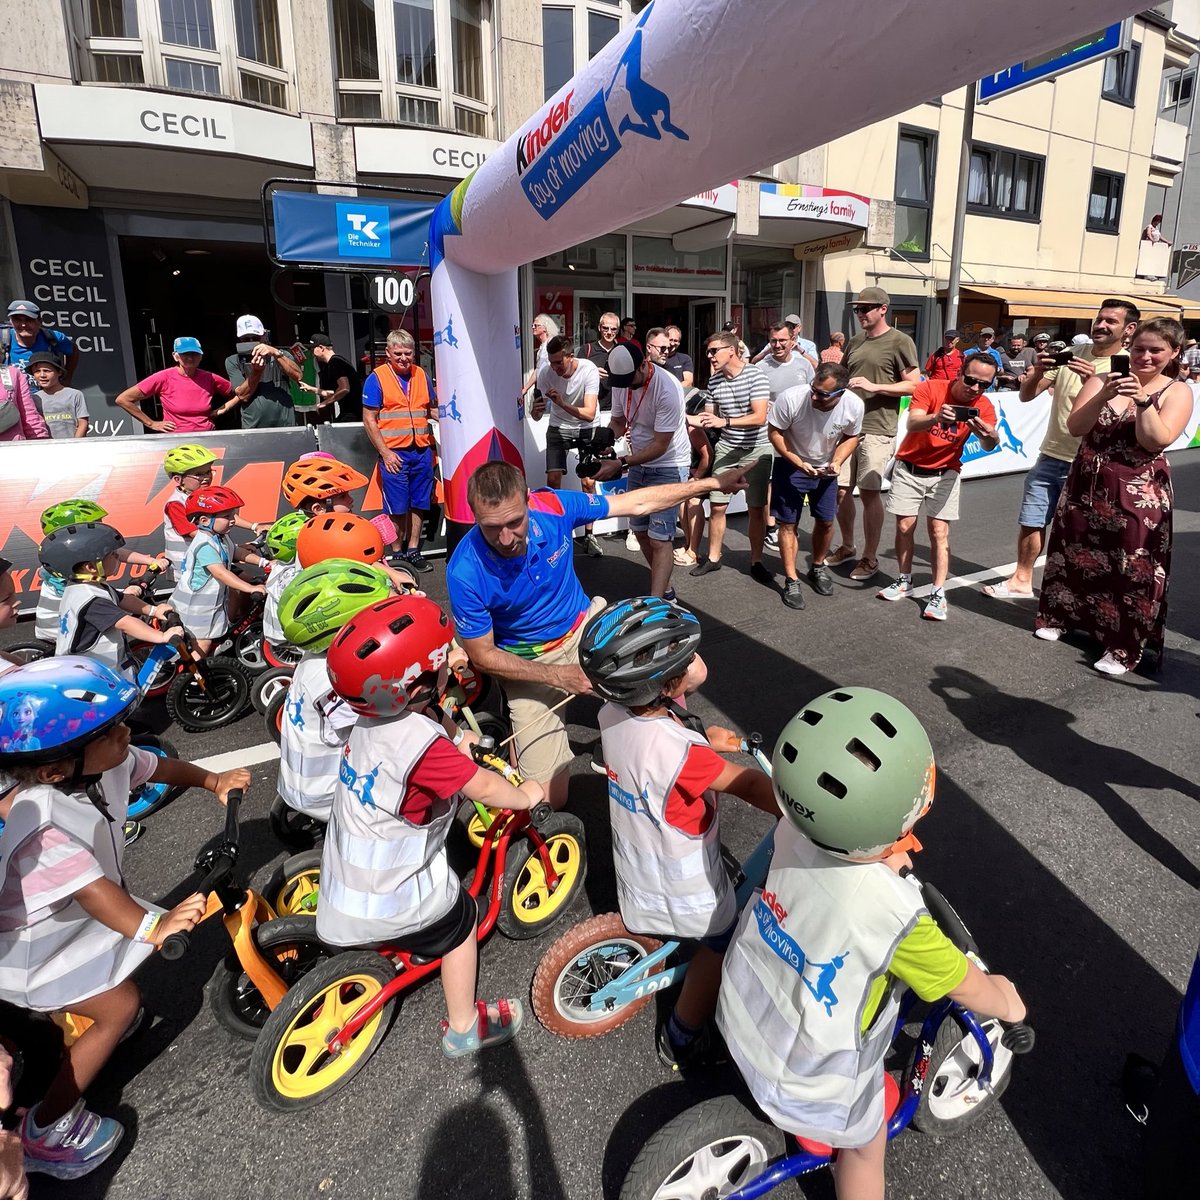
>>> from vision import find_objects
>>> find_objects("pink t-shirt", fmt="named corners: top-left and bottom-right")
top-left (137, 368), bottom-right (233, 433)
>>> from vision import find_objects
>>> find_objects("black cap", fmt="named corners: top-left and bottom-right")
top-left (721, 320), bottom-right (737, 332)
top-left (25, 352), bottom-right (65, 373)
top-left (309, 333), bottom-right (334, 348)
top-left (606, 342), bottom-right (645, 388)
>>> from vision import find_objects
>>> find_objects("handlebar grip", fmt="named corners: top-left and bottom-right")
top-left (531, 802), bottom-right (554, 829)
top-left (1001, 1022), bottom-right (1036, 1054)
top-left (159, 931), bottom-right (190, 961)
top-left (223, 788), bottom-right (244, 845)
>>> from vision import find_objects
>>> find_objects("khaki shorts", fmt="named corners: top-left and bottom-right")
top-left (837, 433), bottom-right (895, 491)
top-left (505, 595), bottom-right (606, 784)
top-left (710, 442), bottom-right (772, 506)
top-left (885, 462), bottom-right (962, 521)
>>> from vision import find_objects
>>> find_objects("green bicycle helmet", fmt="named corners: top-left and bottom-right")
top-left (163, 443), bottom-right (218, 477)
top-left (40, 498), bottom-right (109, 536)
top-left (771, 688), bottom-right (936, 861)
top-left (265, 510), bottom-right (309, 563)
top-left (278, 559), bottom-right (393, 652)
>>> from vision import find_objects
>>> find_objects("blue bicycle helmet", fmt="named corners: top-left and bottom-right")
top-left (0, 657), bottom-right (139, 766)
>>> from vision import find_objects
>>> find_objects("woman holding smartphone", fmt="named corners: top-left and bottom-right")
top-left (1035, 317), bottom-right (1195, 675)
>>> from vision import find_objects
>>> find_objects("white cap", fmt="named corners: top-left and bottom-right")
top-left (1071, 333), bottom-right (1092, 346)
top-left (236, 314), bottom-right (266, 337)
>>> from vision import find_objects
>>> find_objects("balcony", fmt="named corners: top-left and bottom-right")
top-left (1152, 116), bottom-right (1188, 174)
top-left (1137, 239), bottom-right (1171, 280)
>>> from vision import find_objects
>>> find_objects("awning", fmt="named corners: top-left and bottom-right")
top-left (958, 285), bottom-right (1200, 320)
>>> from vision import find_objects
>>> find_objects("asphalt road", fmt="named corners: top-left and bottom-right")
top-left (4, 456), bottom-right (1198, 1200)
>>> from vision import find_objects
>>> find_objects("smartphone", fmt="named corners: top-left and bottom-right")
top-left (1053, 350), bottom-right (1074, 366)
top-left (951, 406), bottom-right (980, 422)
top-left (1111, 353), bottom-right (1130, 376)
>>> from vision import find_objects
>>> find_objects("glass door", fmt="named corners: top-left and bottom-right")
top-left (574, 291), bottom-right (623, 350)
top-left (688, 298), bottom-right (721, 388)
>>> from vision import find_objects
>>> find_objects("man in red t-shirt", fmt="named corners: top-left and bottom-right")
top-left (923, 329), bottom-right (964, 381)
top-left (877, 357), bottom-right (999, 620)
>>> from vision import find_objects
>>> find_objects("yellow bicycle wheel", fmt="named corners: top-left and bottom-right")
top-left (497, 812), bottom-right (588, 940)
top-left (249, 952), bottom-right (397, 1112)
top-left (267, 849), bottom-right (322, 916)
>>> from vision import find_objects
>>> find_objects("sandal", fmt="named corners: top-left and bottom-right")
top-left (673, 548), bottom-right (697, 566)
top-left (440, 998), bottom-right (524, 1059)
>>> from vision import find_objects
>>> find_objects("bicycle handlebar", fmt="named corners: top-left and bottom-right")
top-left (1000, 1022), bottom-right (1035, 1054)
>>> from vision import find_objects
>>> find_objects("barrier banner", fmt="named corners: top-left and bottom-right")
top-left (429, 0), bottom-right (1142, 518)
top-left (271, 192), bottom-right (433, 267)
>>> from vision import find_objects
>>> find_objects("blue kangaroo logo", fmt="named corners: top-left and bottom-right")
top-left (339, 756), bottom-right (380, 810)
top-left (439, 393), bottom-right (463, 423)
top-left (433, 315), bottom-right (459, 350)
top-left (605, 4), bottom-right (688, 144)
top-left (286, 696), bottom-right (305, 732)
top-left (802, 952), bottom-right (850, 1016)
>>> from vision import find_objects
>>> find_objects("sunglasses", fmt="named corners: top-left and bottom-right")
top-left (768, 338), bottom-right (791, 346)
top-left (705, 347), bottom-right (727, 357)
top-left (647, 343), bottom-right (670, 352)
top-left (811, 386), bottom-right (845, 400)
top-left (852, 304), bottom-right (882, 314)
top-left (959, 377), bottom-right (991, 390)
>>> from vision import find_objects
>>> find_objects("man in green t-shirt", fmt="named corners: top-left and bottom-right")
top-left (834, 287), bottom-right (920, 581)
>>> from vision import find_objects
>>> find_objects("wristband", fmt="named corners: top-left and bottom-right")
top-left (452, 728), bottom-right (467, 746)
top-left (134, 911), bottom-right (161, 945)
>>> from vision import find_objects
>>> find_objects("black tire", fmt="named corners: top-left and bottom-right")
top-left (910, 1014), bottom-right (1015, 1136)
top-left (269, 794), bottom-right (325, 852)
top-left (251, 666), bottom-right (294, 715)
top-left (264, 690), bottom-right (287, 745)
top-left (496, 812), bottom-right (588, 940)
top-left (127, 735), bottom-right (187, 819)
top-left (165, 659), bottom-right (251, 732)
top-left (620, 1094), bottom-right (787, 1200)
top-left (469, 711), bottom-right (511, 745)
top-left (264, 849), bottom-right (322, 917)
top-left (249, 951), bottom-right (398, 1112)
top-left (233, 622), bottom-right (268, 675)
top-left (208, 915), bottom-right (332, 1040)
top-left (5, 640), bottom-right (52, 664)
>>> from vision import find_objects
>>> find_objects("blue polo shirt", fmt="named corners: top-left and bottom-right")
top-left (6, 327), bottom-right (74, 380)
top-left (447, 488), bottom-right (609, 658)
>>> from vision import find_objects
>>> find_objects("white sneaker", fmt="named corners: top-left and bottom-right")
top-left (1094, 653), bottom-right (1129, 676)
top-left (877, 576), bottom-right (913, 602)
top-left (625, 530), bottom-right (639, 552)
top-left (1034, 627), bottom-right (1063, 642)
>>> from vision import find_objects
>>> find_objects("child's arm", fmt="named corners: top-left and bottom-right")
top-left (707, 759), bottom-right (779, 818)
top-left (205, 561), bottom-right (266, 596)
top-left (74, 876), bottom-right (207, 949)
top-left (119, 548), bottom-right (169, 569)
top-left (232, 543), bottom-right (270, 571)
top-left (163, 499), bottom-right (195, 540)
top-left (234, 515), bottom-right (269, 534)
top-left (461, 763), bottom-right (544, 812)
top-left (378, 562), bottom-right (419, 593)
top-left (947, 961), bottom-right (1027, 1025)
top-left (114, 613), bottom-right (184, 645)
top-left (146, 762), bottom-right (251, 807)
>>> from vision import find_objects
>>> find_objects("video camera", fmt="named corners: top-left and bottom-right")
top-left (575, 426), bottom-right (617, 479)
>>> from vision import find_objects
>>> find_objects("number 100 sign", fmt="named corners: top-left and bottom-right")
top-left (371, 272), bottom-right (417, 313)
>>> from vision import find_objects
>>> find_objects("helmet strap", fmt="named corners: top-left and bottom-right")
top-left (663, 697), bottom-right (705, 737)
top-left (66, 758), bottom-right (111, 821)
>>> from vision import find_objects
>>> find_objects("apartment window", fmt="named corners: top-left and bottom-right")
top-left (332, 0), bottom-right (491, 130)
top-left (894, 128), bottom-right (935, 259)
top-left (542, 4), bottom-right (632, 102)
top-left (543, 7), bottom-right (574, 100)
top-left (1088, 170), bottom-right (1124, 234)
top-left (1163, 68), bottom-right (1194, 116)
top-left (74, 0), bottom-right (292, 108)
top-left (967, 143), bottom-right (1044, 220)
top-left (1101, 43), bottom-right (1139, 106)
top-left (588, 10), bottom-right (618, 57)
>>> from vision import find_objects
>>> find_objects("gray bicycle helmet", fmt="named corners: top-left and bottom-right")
top-left (772, 688), bottom-right (935, 860)
top-left (579, 597), bottom-right (701, 707)
top-left (38, 522), bottom-right (126, 581)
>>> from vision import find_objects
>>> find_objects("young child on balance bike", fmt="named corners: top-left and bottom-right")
top-left (716, 688), bottom-right (1027, 1200)
top-left (578, 596), bottom-right (780, 1070)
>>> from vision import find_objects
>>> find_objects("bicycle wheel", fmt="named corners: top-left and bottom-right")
top-left (165, 660), bottom-right (251, 732)
top-left (249, 952), bottom-right (398, 1112)
top-left (251, 666), bottom-right (294, 715)
top-left (233, 622), bottom-right (268, 675)
top-left (264, 849), bottom-right (322, 916)
top-left (268, 794), bottom-right (325, 852)
top-left (496, 812), bottom-right (587, 940)
top-left (532, 912), bottom-right (664, 1038)
top-left (620, 1094), bottom-right (787, 1200)
top-left (5, 640), bottom-right (52, 664)
top-left (911, 1014), bottom-right (1014, 1135)
top-left (208, 915), bottom-right (332, 1040)
top-left (264, 690), bottom-right (287, 746)
top-left (127, 735), bottom-right (187, 819)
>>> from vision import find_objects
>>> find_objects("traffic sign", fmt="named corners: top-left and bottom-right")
top-left (978, 21), bottom-right (1129, 102)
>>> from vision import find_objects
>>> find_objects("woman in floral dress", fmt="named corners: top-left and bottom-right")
top-left (1035, 317), bottom-right (1195, 675)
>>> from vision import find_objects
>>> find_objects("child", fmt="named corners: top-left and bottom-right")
top-left (42, 523), bottom-right (182, 683)
top-left (170, 486), bottom-right (267, 655)
top-left (716, 688), bottom-right (1026, 1200)
top-left (27, 353), bottom-right (89, 439)
top-left (321, 594), bottom-right (545, 1057)
top-left (578, 596), bottom-right (779, 1070)
top-left (281, 454), bottom-right (368, 517)
top-left (36, 500), bottom-right (167, 644)
top-left (274, 559), bottom-right (393, 825)
top-left (160, 445), bottom-right (266, 576)
top-left (294, 511), bottom-right (418, 597)
top-left (260, 510), bottom-right (309, 649)
top-left (0, 656), bottom-right (250, 1178)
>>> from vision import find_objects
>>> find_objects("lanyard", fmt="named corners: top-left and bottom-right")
top-left (623, 363), bottom-right (654, 429)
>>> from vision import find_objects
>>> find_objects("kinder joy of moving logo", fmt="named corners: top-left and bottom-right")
top-left (515, 4), bottom-right (688, 219)
top-left (336, 202), bottom-right (391, 259)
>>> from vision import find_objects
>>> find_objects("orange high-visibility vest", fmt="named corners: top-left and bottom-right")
top-left (372, 364), bottom-right (434, 450)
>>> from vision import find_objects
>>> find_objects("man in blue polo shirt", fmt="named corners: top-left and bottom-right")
top-left (3, 299), bottom-right (78, 385)
top-left (448, 459), bottom-right (747, 808)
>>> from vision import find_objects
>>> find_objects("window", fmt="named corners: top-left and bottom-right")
top-left (894, 128), bottom-right (935, 259)
top-left (588, 10), bottom-right (618, 58)
top-left (331, 0), bottom-right (491, 130)
top-left (542, 7), bottom-right (574, 100)
top-left (74, 0), bottom-right (292, 108)
top-left (1163, 69), bottom-right (1194, 117)
top-left (1088, 170), bottom-right (1124, 234)
top-left (1101, 43), bottom-right (1139, 106)
top-left (967, 143), bottom-right (1044, 220)
top-left (543, 4), bottom-right (632, 102)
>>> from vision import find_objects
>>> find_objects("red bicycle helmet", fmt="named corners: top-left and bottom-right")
top-left (295, 513), bottom-right (385, 568)
top-left (326, 595), bottom-right (453, 717)
top-left (185, 485), bottom-right (245, 522)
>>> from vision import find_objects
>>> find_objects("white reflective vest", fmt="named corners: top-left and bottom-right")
top-left (599, 702), bottom-right (734, 940)
top-left (169, 528), bottom-right (231, 641)
top-left (34, 568), bottom-right (66, 641)
top-left (717, 820), bottom-right (925, 1148)
top-left (161, 487), bottom-right (192, 576)
top-left (316, 710), bottom-right (461, 947)
top-left (277, 652), bottom-right (357, 821)
top-left (262, 560), bottom-right (301, 646)
top-left (54, 581), bottom-right (137, 682)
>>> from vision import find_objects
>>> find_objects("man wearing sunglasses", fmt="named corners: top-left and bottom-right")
top-left (766, 363), bottom-right (863, 610)
top-left (877, 358), bottom-right (999, 621)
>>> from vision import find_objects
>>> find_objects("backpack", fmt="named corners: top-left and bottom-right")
top-left (0, 326), bottom-right (10, 366)
top-left (0, 365), bottom-right (22, 434)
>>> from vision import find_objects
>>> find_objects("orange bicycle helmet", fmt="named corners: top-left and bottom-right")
top-left (295, 513), bottom-right (385, 568)
top-left (281, 457), bottom-right (369, 507)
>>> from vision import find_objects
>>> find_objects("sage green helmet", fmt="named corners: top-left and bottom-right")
top-left (265, 511), bottom-right (309, 564)
top-left (771, 688), bottom-right (935, 860)
top-left (41, 498), bottom-right (108, 536)
top-left (278, 559), bottom-right (393, 652)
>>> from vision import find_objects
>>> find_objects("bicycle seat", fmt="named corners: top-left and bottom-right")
top-left (794, 1073), bottom-right (900, 1157)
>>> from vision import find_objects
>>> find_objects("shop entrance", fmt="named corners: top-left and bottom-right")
top-left (628, 292), bottom-right (723, 384)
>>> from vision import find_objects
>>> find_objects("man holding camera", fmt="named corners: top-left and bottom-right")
top-left (877, 357), bottom-right (999, 621)
top-left (224, 314), bottom-right (301, 428)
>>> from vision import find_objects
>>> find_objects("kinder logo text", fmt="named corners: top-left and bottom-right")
top-left (337, 203), bottom-right (391, 259)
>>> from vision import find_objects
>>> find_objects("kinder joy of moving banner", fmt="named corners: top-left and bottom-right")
top-left (430, 0), bottom-right (1143, 522)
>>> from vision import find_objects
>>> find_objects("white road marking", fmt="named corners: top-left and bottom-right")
top-left (191, 743), bottom-right (280, 772)
top-left (908, 556), bottom-right (1047, 600)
